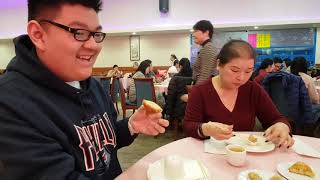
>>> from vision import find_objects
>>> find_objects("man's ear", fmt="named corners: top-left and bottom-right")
top-left (27, 20), bottom-right (46, 51)
top-left (216, 59), bottom-right (220, 71)
top-left (205, 30), bottom-right (210, 37)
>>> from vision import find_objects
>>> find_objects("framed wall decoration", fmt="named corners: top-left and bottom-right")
top-left (130, 35), bottom-right (140, 61)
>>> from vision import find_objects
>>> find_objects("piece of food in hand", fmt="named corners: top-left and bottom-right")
top-left (142, 100), bottom-right (162, 114)
top-left (288, 161), bottom-right (315, 178)
top-left (269, 175), bottom-right (285, 180)
top-left (248, 172), bottom-right (262, 180)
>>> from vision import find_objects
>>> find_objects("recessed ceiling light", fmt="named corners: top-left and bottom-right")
top-left (254, 26), bottom-right (259, 29)
top-left (132, 32), bottom-right (137, 35)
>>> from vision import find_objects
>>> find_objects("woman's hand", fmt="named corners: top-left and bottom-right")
top-left (264, 122), bottom-right (294, 148)
top-left (202, 122), bottom-right (233, 140)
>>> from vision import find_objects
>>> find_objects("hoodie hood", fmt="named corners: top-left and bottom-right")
top-left (6, 35), bottom-right (90, 98)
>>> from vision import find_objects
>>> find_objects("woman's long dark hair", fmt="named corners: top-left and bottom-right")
top-left (176, 58), bottom-right (192, 77)
top-left (136, 60), bottom-right (151, 75)
top-left (291, 56), bottom-right (308, 76)
top-left (250, 58), bottom-right (273, 80)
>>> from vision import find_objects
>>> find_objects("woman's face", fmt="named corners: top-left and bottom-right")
top-left (266, 64), bottom-right (273, 73)
top-left (179, 64), bottom-right (183, 71)
top-left (145, 66), bottom-right (151, 74)
top-left (218, 57), bottom-right (255, 89)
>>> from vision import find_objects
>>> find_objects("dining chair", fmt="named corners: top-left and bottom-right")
top-left (166, 76), bottom-right (193, 139)
top-left (100, 76), bottom-right (111, 96)
top-left (118, 78), bottom-right (137, 119)
top-left (134, 78), bottom-right (157, 107)
top-left (111, 77), bottom-right (120, 114)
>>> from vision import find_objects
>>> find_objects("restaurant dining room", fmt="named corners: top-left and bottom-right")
top-left (0, 0), bottom-right (320, 180)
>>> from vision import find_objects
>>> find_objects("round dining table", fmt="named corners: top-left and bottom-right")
top-left (116, 132), bottom-right (320, 180)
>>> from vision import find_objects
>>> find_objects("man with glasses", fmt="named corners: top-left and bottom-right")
top-left (0, 0), bottom-right (168, 180)
top-left (273, 57), bottom-right (284, 72)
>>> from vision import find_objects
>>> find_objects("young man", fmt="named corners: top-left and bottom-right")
top-left (192, 20), bottom-right (218, 84)
top-left (106, 65), bottom-right (123, 78)
top-left (273, 57), bottom-right (284, 72)
top-left (0, 1), bottom-right (169, 180)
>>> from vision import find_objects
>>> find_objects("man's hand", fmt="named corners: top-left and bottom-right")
top-left (128, 105), bottom-right (169, 136)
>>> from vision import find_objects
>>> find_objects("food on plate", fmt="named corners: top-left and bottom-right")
top-left (248, 135), bottom-right (258, 143)
top-left (142, 100), bottom-right (162, 113)
top-left (269, 175), bottom-right (285, 180)
top-left (288, 161), bottom-right (315, 178)
top-left (247, 172), bottom-right (262, 180)
top-left (229, 147), bottom-right (245, 152)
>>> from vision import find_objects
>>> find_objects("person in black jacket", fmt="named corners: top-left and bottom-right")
top-left (0, 1), bottom-right (169, 180)
top-left (166, 58), bottom-right (193, 122)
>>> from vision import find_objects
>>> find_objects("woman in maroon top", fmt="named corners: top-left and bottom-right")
top-left (252, 58), bottom-right (273, 84)
top-left (184, 40), bottom-right (294, 148)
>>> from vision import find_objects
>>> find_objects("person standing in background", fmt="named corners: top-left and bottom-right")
top-left (192, 20), bottom-right (218, 85)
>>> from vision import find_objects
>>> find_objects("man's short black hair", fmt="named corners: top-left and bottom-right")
top-left (193, 20), bottom-right (214, 39)
top-left (273, 57), bottom-right (283, 64)
top-left (28, 0), bottom-right (102, 21)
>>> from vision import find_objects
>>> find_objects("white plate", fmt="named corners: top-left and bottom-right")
top-left (226, 134), bottom-right (275, 153)
top-left (238, 169), bottom-right (279, 180)
top-left (292, 138), bottom-right (320, 158)
top-left (277, 162), bottom-right (320, 180)
top-left (147, 156), bottom-right (211, 180)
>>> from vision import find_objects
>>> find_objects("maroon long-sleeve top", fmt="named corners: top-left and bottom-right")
top-left (184, 79), bottom-right (290, 139)
top-left (254, 69), bottom-right (269, 85)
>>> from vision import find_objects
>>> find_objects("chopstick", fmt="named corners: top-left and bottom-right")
top-left (197, 160), bottom-right (210, 180)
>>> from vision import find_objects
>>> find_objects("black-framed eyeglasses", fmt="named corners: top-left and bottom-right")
top-left (39, 20), bottom-right (106, 43)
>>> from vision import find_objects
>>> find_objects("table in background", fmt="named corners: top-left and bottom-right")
top-left (116, 132), bottom-right (320, 180)
top-left (154, 84), bottom-right (168, 95)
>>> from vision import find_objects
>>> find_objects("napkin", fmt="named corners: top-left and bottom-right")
top-left (204, 139), bottom-right (227, 155)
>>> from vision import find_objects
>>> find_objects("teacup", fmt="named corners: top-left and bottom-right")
top-left (226, 144), bottom-right (246, 167)
top-left (164, 155), bottom-right (185, 179)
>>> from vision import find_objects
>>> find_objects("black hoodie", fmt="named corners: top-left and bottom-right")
top-left (0, 35), bottom-right (136, 180)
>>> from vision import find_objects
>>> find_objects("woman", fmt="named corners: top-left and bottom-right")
top-left (170, 54), bottom-right (178, 65)
top-left (175, 58), bottom-right (192, 77)
top-left (128, 60), bottom-right (151, 102)
top-left (291, 57), bottom-right (319, 104)
top-left (251, 58), bottom-right (273, 84)
top-left (173, 58), bottom-right (193, 102)
top-left (184, 40), bottom-right (294, 148)
top-left (166, 58), bottom-right (193, 122)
